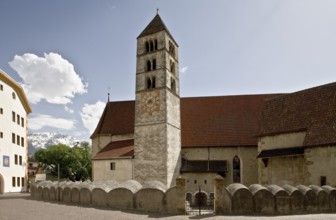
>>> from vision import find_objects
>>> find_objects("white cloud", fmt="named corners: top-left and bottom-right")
top-left (29, 114), bottom-right (76, 130)
top-left (180, 66), bottom-right (189, 73)
top-left (80, 101), bottom-right (106, 134)
top-left (64, 106), bottom-right (74, 114)
top-left (9, 53), bottom-right (88, 105)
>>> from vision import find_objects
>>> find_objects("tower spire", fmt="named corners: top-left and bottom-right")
top-left (156, 8), bottom-right (159, 15)
top-left (107, 86), bottom-right (110, 102)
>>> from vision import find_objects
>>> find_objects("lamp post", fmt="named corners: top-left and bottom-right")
top-left (57, 163), bottom-right (60, 201)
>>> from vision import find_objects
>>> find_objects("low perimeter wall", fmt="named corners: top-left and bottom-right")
top-left (30, 178), bottom-right (186, 214)
top-left (214, 176), bottom-right (336, 215)
top-left (31, 176), bottom-right (336, 215)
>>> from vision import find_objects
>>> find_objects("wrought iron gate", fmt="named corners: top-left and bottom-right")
top-left (185, 186), bottom-right (214, 215)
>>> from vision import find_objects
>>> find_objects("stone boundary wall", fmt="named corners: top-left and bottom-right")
top-left (30, 178), bottom-right (185, 214)
top-left (31, 176), bottom-right (336, 215)
top-left (215, 176), bottom-right (336, 215)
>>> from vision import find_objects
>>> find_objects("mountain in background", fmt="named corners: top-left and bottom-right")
top-left (28, 132), bottom-right (87, 155)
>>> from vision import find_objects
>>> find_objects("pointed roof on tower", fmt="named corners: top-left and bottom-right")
top-left (137, 13), bottom-right (178, 46)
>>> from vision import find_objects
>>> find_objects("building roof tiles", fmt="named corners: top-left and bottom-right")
top-left (256, 82), bottom-right (336, 147)
top-left (92, 94), bottom-right (281, 149)
top-left (92, 139), bottom-right (134, 160)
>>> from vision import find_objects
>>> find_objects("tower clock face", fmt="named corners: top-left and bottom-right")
top-left (141, 91), bottom-right (160, 115)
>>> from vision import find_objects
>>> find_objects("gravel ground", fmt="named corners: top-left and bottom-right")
top-left (1, 193), bottom-right (336, 220)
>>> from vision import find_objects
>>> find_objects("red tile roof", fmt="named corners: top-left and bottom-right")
top-left (181, 95), bottom-right (280, 147)
top-left (92, 94), bottom-right (281, 150)
top-left (256, 82), bottom-right (336, 147)
top-left (92, 139), bottom-right (134, 160)
top-left (91, 101), bottom-right (135, 138)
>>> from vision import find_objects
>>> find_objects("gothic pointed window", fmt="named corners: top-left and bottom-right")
top-left (233, 155), bottom-right (241, 183)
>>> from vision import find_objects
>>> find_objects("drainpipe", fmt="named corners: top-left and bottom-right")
top-left (207, 147), bottom-right (210, 171)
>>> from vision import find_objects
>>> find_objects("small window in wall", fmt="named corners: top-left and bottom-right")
top-left (12, 177), bottom-right (16, 187)
top-left (12, 111), bottom-right (15, 122)
top-left (145, 42), bottom-right (150, 53)
top-left (110, 162), bottom-right (116, 170)
top-left (204, 180), bottom-right (207, 184)
top-left (0, 132), bottom-right (3, 138)
top-left (194, 180), bottom-right (197, 184)
top-left (21, 177), bottom-right (25, 187)
top-left (152, 59), bottom-right (156, 70)
top-left (19, 156), bottom-right (22, 165)
top-left (147, 60), bottom-right (151, 71)
top-left (146, 59), bottom-right (157, 71)
top-left (169, 41), bottom-right (175, 57)
top-left (150, 41), bottom-right (154, 51)
top-left (12, 133), bottom-right (15, 143)
top-left (321, 176), bottom-right (327, 186)
top-left (17, 135), bottom-right (20, 146)
top-left (152, 77), bottom-right (156, 88)
top-left (12, 92), bottom-right (16, 99)
top-left (171, 78), bottom-right (176, 93)
top-left (0, 108), bottom-right (3, 114)
top-left (21, 137), bottom-right (24, 147)
top-left (21, 117), bottom-right (24, 127)
top-left (233, 155), bottom-right (241, 183)
top-left (170, 60), bottom-right (175, 74)
top-left (0, 84), bottom-right (3, 91)
top-left (146, 77), bottom-right (152, 89)
top-left (17, 115), bottom-right (20, 125)
top-left (146, 39), bottom-right (158, 53)
top-left (154, 39), bottom-right (158, 50)
top-left (14, 154), bottom-right (18, 165)
top-left (17, 177), bottom-right (20, 187)
top-left (146, 77), bottom-right (156, 89)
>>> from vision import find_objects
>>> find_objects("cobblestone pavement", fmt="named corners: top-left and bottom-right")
top-left (1, 193), bottom-right (336, 220)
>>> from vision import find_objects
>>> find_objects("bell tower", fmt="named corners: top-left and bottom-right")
top-left (133, 14), bottom-right (181, 187)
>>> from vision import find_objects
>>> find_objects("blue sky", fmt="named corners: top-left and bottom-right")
top-left (1, 0), bottom-right (336, 140)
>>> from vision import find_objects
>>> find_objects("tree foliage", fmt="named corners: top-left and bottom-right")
top-left (35, 142), bottom-right (92, 181)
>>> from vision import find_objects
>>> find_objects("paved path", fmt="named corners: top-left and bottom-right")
top-left (1, 193), bottom-right (336, 220)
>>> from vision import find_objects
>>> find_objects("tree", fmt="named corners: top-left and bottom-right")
top-left (34, 142), bottom-right (92, 181)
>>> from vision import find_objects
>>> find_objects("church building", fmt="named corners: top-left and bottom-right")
top-left (91, 14), bottom-right (336, 192)
top-left (91, 14), bottom-right (281, 191)
top-left (256, 82), bottom-right (336, 186)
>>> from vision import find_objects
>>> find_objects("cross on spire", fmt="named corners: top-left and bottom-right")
top-left (156, 8), bottom-right (159, 15)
